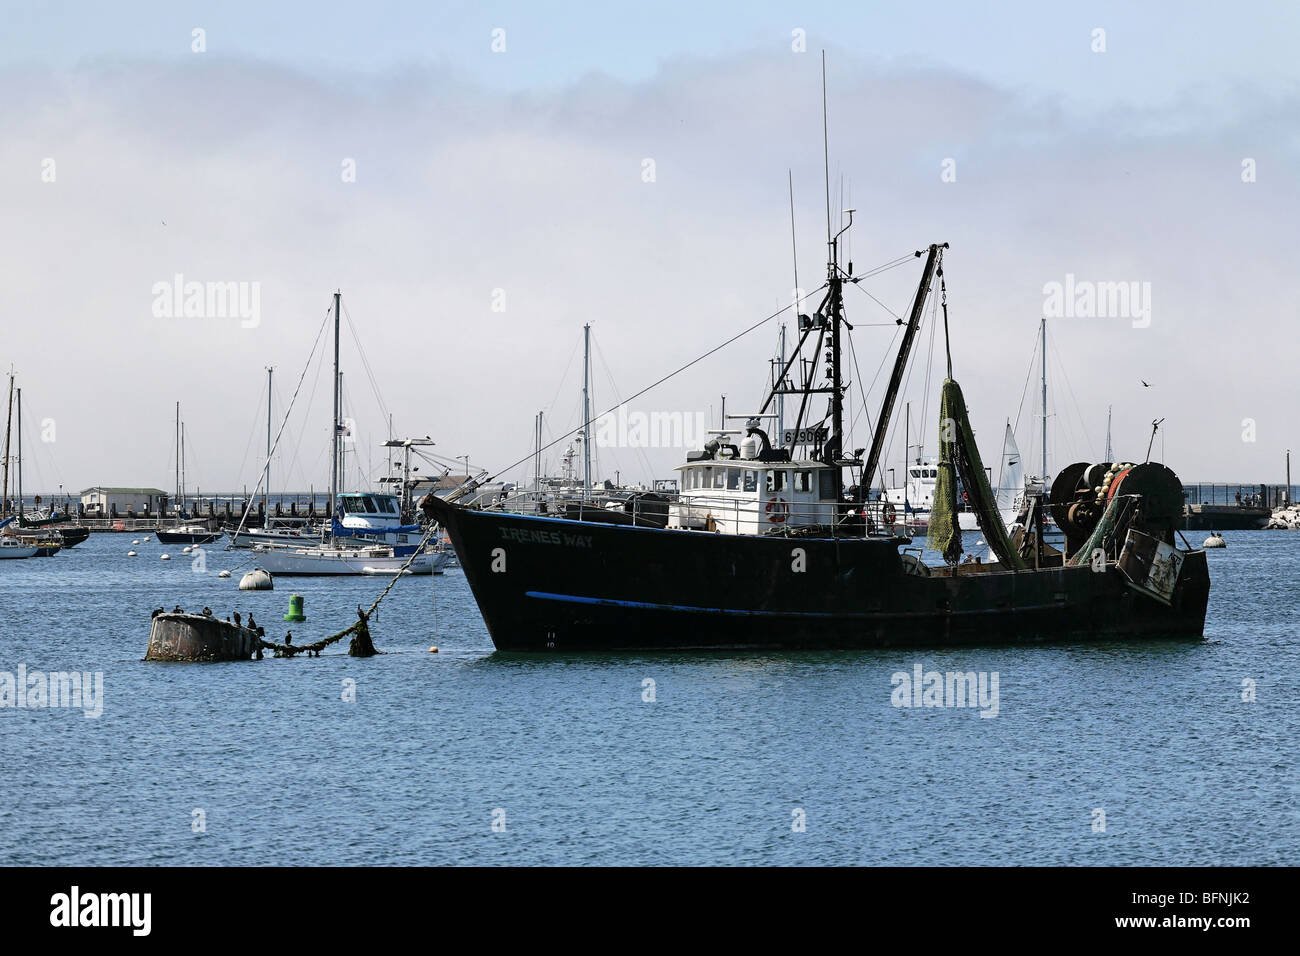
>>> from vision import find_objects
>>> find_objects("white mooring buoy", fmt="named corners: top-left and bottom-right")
top-left (127, 550), bottom-right (137, 557)
top-left (238, 568), bottom-right (274, 591)
top-left (132, 539), bottom-right (140, 545)
top-left (160, 554), bottom-right (170, 561)
top-left (217, 569), bottom-right (232, 578)
top-left (1203, 532), bottom-right (1226, 549)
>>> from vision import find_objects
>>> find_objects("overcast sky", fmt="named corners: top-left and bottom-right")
top-left (1, 2), bottom-right (1296, 496)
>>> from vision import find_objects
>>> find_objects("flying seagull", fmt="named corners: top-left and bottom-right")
top-left (1141, 380), bottom-right (1152, 387)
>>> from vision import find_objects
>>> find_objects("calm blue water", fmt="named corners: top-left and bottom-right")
top-left (0, 530), bottom-right (1295, 865)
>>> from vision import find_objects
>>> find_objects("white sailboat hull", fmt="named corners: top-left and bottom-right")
top-left (0, 543), bottom-right (40, 559)
top-left (252, 544), bottom-right (449, 576)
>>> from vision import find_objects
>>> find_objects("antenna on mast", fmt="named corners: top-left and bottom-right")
top-left (783, 170), bottom-right (799, 442)
top-left (821, 51), bottom-right (832, 260)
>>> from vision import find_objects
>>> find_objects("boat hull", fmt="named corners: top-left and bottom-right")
top-left (156, 529), bottom-right (224, 545)
top-left (55, 527), bottom-right (90, 547)
top-left (427, 499), bottom-right (1210, 652)
top-left (251, 545), bottom-right (447, 576)
top-left (227, 527), bottom-right (320, 548)
top-left (146, 612), bottom-right (260, 661)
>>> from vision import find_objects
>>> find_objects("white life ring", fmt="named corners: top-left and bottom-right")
top-left (766, 497), bottom-right (789, 524)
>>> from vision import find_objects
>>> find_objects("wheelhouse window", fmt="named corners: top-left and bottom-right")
top-left (766, 470), bottom-right (789, 493)
top-left (713, 469), bottom-right (726, 489)
top-left (794, 471), bottom-right (812, 492)
top-left (743, 470), bottom-right (758, 493)
top-left (726, 469), bottom-right (740, 490)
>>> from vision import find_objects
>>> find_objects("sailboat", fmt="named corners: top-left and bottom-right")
top-left (0, 517), bottom-right (38, 559)
top-left (248, 292), bottom-right (443, 576)
top-left (1, 381), bottom-right (62, 556)
top-left (156, 403), bottom-right (224, 545)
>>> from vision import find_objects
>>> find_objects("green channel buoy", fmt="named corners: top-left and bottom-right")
top-left (284, 593), bottom-right (306, 622)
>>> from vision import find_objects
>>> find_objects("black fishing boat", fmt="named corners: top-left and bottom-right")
top-left (424, 231), bottom-right (1209, 651)
top-left (54, 526), bottom-right (90, 548)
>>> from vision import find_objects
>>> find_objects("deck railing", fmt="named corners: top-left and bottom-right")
top-left (481, 489), bottom-right (903, 537)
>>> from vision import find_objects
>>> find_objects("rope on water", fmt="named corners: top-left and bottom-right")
top-left (255, 605), bottom-right (377, 658)
top-left (255, 521), bottom-right (444, 658)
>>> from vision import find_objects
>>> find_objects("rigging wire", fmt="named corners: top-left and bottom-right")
top-left (228, 301), bottom-right (334, 540)
top-left (1047, 327), bottom-right (1098, 462)
top-left (590, 331), bottom-right (656, 483)
top-left (481, 285), bottom-right (828, 485)
top-left (1011, 321), bottom-right (1042, 436)
top-left (340, 300), bottom-right (394, 441)
top-left (848, 281), bottom-right (906, 322)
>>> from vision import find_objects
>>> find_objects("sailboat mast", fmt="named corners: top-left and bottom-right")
top-left (2, 374), bottom-right (12, 515)
top-left (582, 323), bottom-right (592, 495)
top-left (1105, 404), bottom-right (1113, 462)
top-left (1040, 316), bottom-right (1047, 483)
top-left (16, 387), bottom-right (21, 522)
top-left (174, 401), bottom-right (180, 517)
top-left (264, 366), bottom-right (273, 516)
top-left (181, 422), bottom-right (186, 514)
top-left (331, 291), bottom-right (341, 518)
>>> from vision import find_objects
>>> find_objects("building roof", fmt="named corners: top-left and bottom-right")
top-left (80, 487), bottom-right (168, 495)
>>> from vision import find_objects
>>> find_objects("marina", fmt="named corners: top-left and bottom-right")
top-left (0, 1), bottom-right (1293, 917)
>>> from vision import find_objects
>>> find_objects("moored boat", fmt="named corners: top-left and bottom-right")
top-left (423, 213), bottom-right (1210, 651)
top-left (156, 524), bottom-right (224, 545)
top-left (251, 541), bottom-right (445, 576)
top-left (0, 530), bottom-right (39, 559)
top-left (230, 292), bottom-right (443, 577)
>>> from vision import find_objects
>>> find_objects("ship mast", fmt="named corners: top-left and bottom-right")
top-left (1105, 404), bottom-right (1113, 463)
top-left (534, 411), bottom-right (543, 495)
top-left (15, 387), bottom-right (21, 524)
top-left (330, 291), bottom-right (341, 520)
top-left (581, 323), bottom-right (592, 496)
top-left (1040, 316), bottom-right (1047, 483)
top-left (2, 373), bottom-right (12, 516)
top-left (264, 366), bottom-right (273, 517)
top-left (860, 243), bottom-right (944, 498)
